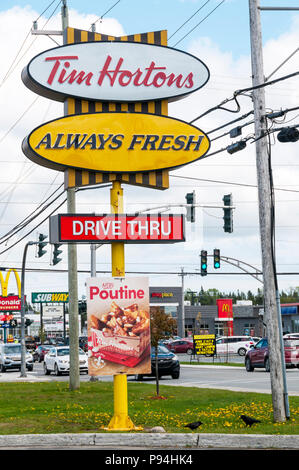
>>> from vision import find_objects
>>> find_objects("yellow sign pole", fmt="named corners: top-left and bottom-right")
top-left (106, 181), bottom-right (141, 431)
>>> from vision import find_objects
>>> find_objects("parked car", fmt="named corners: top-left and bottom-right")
top-left (135, 344), bottom-right (180, 380)
top-left (43, 346), bottom-right (88, 376)
top-left (33, 344), bottom-right (52, 362)
top-left (0, 343), bottom-right (34, 372)
top-left (166, 339), bottom-right (194, 355)
top-left (252, 337), bottom-right (262, 344)
top-left (162, 336), bottom-right (182, 345)
top-left (63, 336), bottom-right (88, 351)
top-left (216, 336), bottom-right (255, 356)
top-left (245, 337), bottom-right (299, 372)
top-left (283, 333), bottom-right (299, 339)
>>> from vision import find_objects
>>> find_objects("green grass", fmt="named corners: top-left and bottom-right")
top-left (0, 381), bottom-right (299, 435)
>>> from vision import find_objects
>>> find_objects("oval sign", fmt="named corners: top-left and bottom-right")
top-left (22, 112), bottom-right (210, 173)
top-left (21, 41), bottom-right (210, 103)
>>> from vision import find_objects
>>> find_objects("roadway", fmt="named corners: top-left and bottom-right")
top-left (1, 354), bottom-right (299, 395)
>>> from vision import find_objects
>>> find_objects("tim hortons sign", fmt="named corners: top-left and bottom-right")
top-left (21, 41), bottom-right (209, 102)
top-left (22, 112), bottom-right (210, 173)
top-left (49, 214), bottom-right (185, 244)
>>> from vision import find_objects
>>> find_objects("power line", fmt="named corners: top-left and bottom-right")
top-left (0, 0), bottom-right (62, 87)
top-left (172, 0), bottom-right (226, 48)
top-left (90, 0), bottom-right (122, 29)
top-left (168, 0), bottom-right (212, 41)
top-left (170, 174), bottom-right (299, 194)
top-left (190, 70), bottom-right (299, 125)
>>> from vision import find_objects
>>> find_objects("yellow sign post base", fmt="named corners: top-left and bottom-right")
top-left (103, 374), bottom-right (143, 431)
top-left (103, 182), bottom-right (142, 432)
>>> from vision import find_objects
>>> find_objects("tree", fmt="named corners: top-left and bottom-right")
top-left (150, 307), bottom-right (176, 397)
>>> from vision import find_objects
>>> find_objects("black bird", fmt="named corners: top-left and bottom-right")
top-left (184, 420), bottom-right (203, 431)
top-left (240, 414), bottom-right (261, 427)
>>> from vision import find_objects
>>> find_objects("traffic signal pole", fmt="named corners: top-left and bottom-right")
top-left (249, 0), bottom-right (287, 422)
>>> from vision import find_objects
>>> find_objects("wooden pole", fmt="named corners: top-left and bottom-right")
top-left (248, 0), bottom-right (286, 422)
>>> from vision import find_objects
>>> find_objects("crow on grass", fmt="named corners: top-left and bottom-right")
top-left (184, 420), bottom-right (203, 431)
top-left (240, 415), bottom-right (261, 427)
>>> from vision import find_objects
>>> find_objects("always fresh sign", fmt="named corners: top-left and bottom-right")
top-left (22, 112), bottom-right (210, 173)
top-left (21, 41), bottom-right (209, 102)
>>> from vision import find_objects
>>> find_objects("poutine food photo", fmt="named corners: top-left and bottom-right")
top-left (87, 277), bottom-right (151, 376)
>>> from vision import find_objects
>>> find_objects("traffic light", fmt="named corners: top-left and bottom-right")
top-left (37, 233), bottom-right (47, 258)
top-left (213, 249), bottom-right (220, 269)
top-left (200, 250), bottom-right (207, 276)
top-left (25, 318), bottom-right (33, 326)
top-left (185, 190), bottom-right (196, 222)
top-left (277, 127), bottom-right (299, 143)
top-left (223, 194), bottom-right (233, 233)
top-left (52, 243), bottom-right (63, 265)
top-left (9, 318), bottom-right (17, 327)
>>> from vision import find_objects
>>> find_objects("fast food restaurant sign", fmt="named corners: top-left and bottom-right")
top-left (49, 214), bottom-right (185, 244)
top-left (21, 41), bottom-right (210, 103)
top-left (22, 112), bottom-right (210, 173)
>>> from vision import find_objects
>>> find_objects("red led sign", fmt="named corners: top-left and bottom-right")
top-left (49, 214), bottom-right (185, 244)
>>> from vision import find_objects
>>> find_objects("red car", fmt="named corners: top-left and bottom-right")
top-left (167, 339), bottom-right (194, 355)
top-left (245, 337), bottom-right (299, 372)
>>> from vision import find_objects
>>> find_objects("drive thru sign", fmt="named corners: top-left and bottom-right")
top-left (49, 214), bottom-right (185, 244)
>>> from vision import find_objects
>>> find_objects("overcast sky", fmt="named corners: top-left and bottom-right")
top-left (0, 0), bottom-right (299, 301)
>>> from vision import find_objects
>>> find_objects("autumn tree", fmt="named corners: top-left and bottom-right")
top-left (150, 307), bottom-right (176, 397)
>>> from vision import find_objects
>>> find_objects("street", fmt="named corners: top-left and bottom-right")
top-left (1, 355), bottom-right (299, 396)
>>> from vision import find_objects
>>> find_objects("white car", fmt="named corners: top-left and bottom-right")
top-left (44, 346), bottom-right (88, 376)
top-left (215, 336), bottom-right (255, 356)
top-left (284, 333), bottom-right (299, 339)
top-left (0, 343), bottom-right (33, 372)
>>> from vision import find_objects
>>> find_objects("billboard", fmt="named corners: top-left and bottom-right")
top-left (87, 277), bottom-right (151, 376)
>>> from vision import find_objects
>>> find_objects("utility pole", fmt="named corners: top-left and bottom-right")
top-left (60, 1), bottom-right (80, 391)
top-left (248, 0), bottom-right (286, 422)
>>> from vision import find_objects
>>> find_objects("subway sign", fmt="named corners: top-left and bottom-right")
top-left (22, 112), bottom-right (210, 173)
top-left (49, 214), bottom-right (185, 244)
top-left (21, 41), bottom-right (209, 103)
top-left (31, 292), bottom-right (69, 303)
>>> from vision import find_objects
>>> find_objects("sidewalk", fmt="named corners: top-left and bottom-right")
top-left (0, 432), bottom-right (298, 449)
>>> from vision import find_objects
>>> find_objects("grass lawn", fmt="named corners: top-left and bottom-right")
top-left (0, 381), bottom-right (299, 435)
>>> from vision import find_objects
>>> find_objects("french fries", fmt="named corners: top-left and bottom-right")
top-left (91, 302), bottom-right (149, 337)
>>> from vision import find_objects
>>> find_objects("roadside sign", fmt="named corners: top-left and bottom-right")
top-left (22, 41), bottom-right (209, 103)
top-left (31, 292), bottom-right (69, 303)
top-left (22, 112), bottom-right (210, 173)
top-left (193, 334), bottom-right (216, 356)
top-left (49, 213), bottom-right (185, 244)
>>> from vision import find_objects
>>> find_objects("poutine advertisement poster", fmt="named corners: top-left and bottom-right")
top-left (87, 277), bottom-right (151, 376)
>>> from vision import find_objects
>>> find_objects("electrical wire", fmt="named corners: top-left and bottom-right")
top-left (172, 0), bottom-right (226, 48)
top-left (90, 0), bottom-right (122, 29)
top-left (0, 185), bottom-right (65, 245)
top-left (0, 0), bottom-right (61, 87)
top-left (168, 0), bottom-right (212, 41)
top-left (190, 70), bottom-right (299, 125)
top-left (170, 174), bottom-right (299, 194)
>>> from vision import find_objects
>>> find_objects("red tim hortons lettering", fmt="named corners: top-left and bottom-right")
top-left (45, 56), bottom-right (93, 86)
top-left (97, 55), bottom-right (194, 89)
